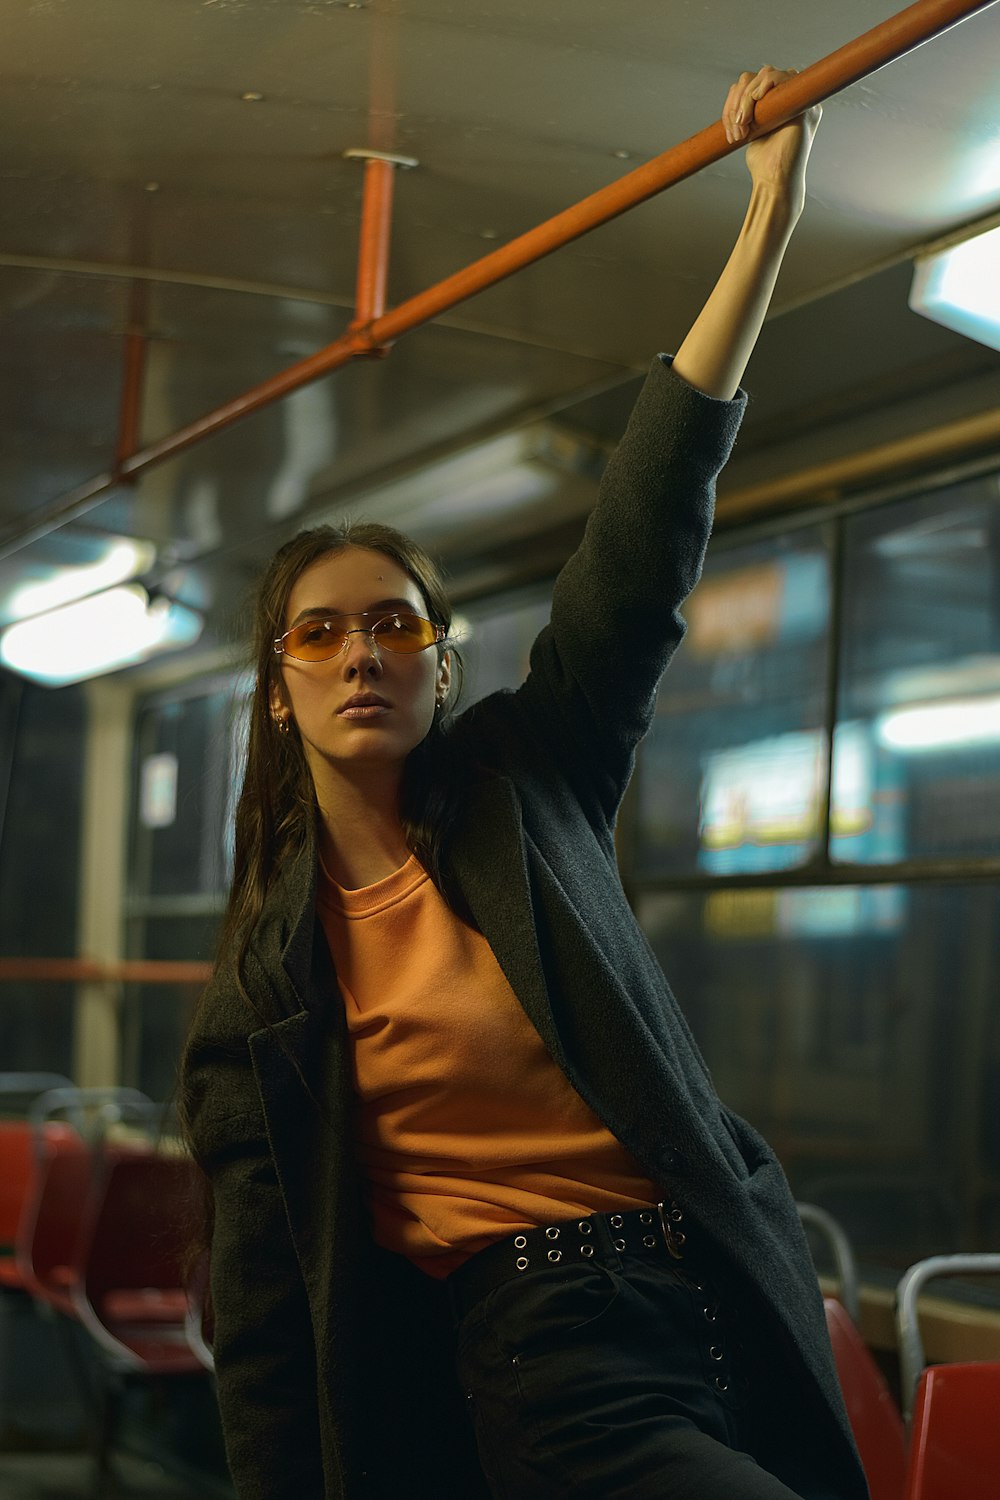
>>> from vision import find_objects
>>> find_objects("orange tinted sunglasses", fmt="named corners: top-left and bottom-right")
top-left (274, 610), bottom-right (444, 663)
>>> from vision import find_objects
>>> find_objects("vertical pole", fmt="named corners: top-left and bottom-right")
top-left (350, 156), bottom-right (397, 334)
top-left (0, 0), bottom-right (993, 538)
top-left (74, 680), bottom-right (131, 1087)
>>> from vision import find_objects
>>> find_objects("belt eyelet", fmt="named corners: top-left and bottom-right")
top-left (580, 1243), bottom-right (594, 1258)
top-left (613, 1237), bottom-right (626, 1252)
top-left (642, 1234), bottom-right (656, 1248)
top-left (578, 1220), bottom-right (592, 1235)
top-left (514, 1235), bottom-right (527, 1249)
top-left (545, 1227), bottom-right (560, 1240)
top-left (609, 1214), bottom-right (624, 1229)
top-left (547, 1249), bottom-right (562, 1264)
top-left (516, 1256), bottom-right (529, 1271)
top-left (710, 1345), bottom-right (724, 1361)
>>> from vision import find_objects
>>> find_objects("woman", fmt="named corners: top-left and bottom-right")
top-left (182, 68), bottom-right (869, 1500)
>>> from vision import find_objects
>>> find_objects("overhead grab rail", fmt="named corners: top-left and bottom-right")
top-left (0, 958), bottom-right (212, 985)
top-left (1, 0), bottom-right (996, 559)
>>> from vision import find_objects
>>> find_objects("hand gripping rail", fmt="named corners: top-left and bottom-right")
top-left (0, 0), bottom-right (996, 558)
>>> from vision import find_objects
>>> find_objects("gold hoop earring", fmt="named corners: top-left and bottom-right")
top-left (273, 715), bottom-right (291, 736)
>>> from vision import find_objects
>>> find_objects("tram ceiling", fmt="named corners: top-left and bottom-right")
top-left (1, 0), bottom-right (999, 673)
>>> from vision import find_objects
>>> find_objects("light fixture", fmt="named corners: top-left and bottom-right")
top-left (909, 218), bottom-right (1000, 353)
top-left (876, 695), bottom-right (1000, 752)
top-left (7, 538), bottom-right (157, 621)
top-left (324, 424), bottom-right (600, 546)
top-left (0, 584), bottom-right (202, 687)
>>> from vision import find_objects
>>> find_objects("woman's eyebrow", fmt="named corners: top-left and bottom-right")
top-left (287, 597), bottom-right (416, 629)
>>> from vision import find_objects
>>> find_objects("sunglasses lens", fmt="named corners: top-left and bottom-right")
top-left (285, 619), bottom-right (348, 661)
top-left (371, 613), bottom-right (439, 653)
top-left (279, 612), bottom-right (439, 660)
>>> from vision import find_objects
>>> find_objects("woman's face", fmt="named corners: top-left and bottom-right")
top-left (272, 546), bottom-right (450, 787)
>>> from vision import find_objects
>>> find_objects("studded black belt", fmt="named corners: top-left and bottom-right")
top-left (447, 1201), bottom-right (690, 1323)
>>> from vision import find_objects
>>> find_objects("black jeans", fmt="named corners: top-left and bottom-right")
top-left (451, 1249), bottom-right (811, 1500)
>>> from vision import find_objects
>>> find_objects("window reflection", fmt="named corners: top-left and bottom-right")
top-left (835, 478), bottom-right (1000, 863)
top-left (638, 883), bottom-right (999, 1264)
top-left (635, 529), bottom-right (831, 876)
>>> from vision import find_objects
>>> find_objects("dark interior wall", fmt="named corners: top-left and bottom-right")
top-left (0, 675), bottom-right (85, 1075)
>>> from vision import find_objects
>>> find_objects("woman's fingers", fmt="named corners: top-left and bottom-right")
top-left (724, 65), bottom-right (797, 144)
top-left (723, 72), bottom-right (756, 144)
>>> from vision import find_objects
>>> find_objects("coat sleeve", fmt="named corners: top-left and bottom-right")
top-left (511, 355), bottom-right (745, 823)
top-left (181, 984), bottom-right (327, 1500)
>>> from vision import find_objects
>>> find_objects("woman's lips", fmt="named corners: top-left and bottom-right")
top-left (338, 694), bottom-right (391, 720)
top-left (339, 703), bottom-right (391, 720)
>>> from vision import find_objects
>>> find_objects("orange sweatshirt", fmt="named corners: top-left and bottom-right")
top-left (317, 854), bottom-right (660, 1276)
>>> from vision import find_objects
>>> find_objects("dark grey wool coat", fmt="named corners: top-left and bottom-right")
top-left (182, 357), bottom-right (869, 1500)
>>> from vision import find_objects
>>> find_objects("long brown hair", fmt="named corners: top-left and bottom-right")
top-left (217, 519), bottom-right (466, 1014)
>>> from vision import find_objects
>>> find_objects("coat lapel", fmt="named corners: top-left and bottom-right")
top-left (449, 771), bottom-right (565, 1067)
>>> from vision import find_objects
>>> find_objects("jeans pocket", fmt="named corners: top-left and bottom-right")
top-left (483, 1260), bottom-right (622, 1358)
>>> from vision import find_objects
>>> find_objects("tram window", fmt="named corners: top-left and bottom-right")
top-left (458, 587), bottom-right (553, 706)
top-left (632, 527), bottom-right (832, 878)
top-left (122, 915), bottom-right (222, 1103)
top-left (0, 679), bottom-right (84, 1075)
top-left (124, 684), bottom-right (240, 1096)
top-left (130, 685), bottom-right (236, 899)
top-left (637, 882), bottom-right (1000, 1266)
top-left (834, 476), bottom-right (1000, 864)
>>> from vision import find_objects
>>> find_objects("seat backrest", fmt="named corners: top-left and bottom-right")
top-left (81, 1150), bottom-right (199, 1307)
top-left (0, 1121), bottom-right (33, 1249)
top-left (824, 1298), bottom-right (907, 1500)
top-left (16, 1122), bottom-right (91, 1297)
top-left (903, 1361), bottom-right (1000, 1500)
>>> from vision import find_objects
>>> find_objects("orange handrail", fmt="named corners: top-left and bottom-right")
top-left (350, 156), bottom-right (398, 334)
top-left (0, 0), bottom-right (994, 558)
top-left (0, 958), bottom-right (212, 985)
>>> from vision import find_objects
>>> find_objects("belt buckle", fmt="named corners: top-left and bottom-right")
top-left (657, 1200), bottom-right (685, 1260)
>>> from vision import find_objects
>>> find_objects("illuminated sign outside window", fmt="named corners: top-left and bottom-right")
top-left (697, 723), bottom-right (907, 936)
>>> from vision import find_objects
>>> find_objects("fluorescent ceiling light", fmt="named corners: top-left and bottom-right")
top-left (876, 695), bottom-right (1000, 752)
top-left (0, 584), bottom-right (202, 687)
top-left (909, 220), bottom-right (1000, 353)
top-left (7, 537), bottom-right (157, 620)
top-left (320, 423), bottom-right (602, 544)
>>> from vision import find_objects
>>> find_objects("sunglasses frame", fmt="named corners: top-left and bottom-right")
top-left (273, 609), bottom-right (445, 663)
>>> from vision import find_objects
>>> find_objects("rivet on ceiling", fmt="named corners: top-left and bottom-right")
top-left (241, 91), bottom-right (265, 103)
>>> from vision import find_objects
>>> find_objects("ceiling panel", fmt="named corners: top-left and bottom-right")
top-left (2, 0), bottom-right (999, 684)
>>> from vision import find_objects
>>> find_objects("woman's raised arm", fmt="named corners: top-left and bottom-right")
top-left (672, 66), bottom-right (821, 401)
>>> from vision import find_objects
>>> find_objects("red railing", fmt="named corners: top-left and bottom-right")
top-left (0, 0), bottom-right (994, 557)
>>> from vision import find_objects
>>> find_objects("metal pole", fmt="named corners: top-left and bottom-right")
top-left (349, 156), bottom-right (398, 335)
top-left (0, 0), bottom-right (994, 556)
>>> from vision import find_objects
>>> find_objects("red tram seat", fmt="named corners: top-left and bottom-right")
top-left (0, 1121), bottom-right (34, 1288)
top-left (0, 1072), bottom-right (75, 1289)
top-left (14, 1121), bottom-right (90, 1313)
top-left (824, 1298), bottom-right (907, 1500)
top-left (903, 1361), bottom-right (1000, 1500)
top-left (72, 1148), bottom-right (204, 1374)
